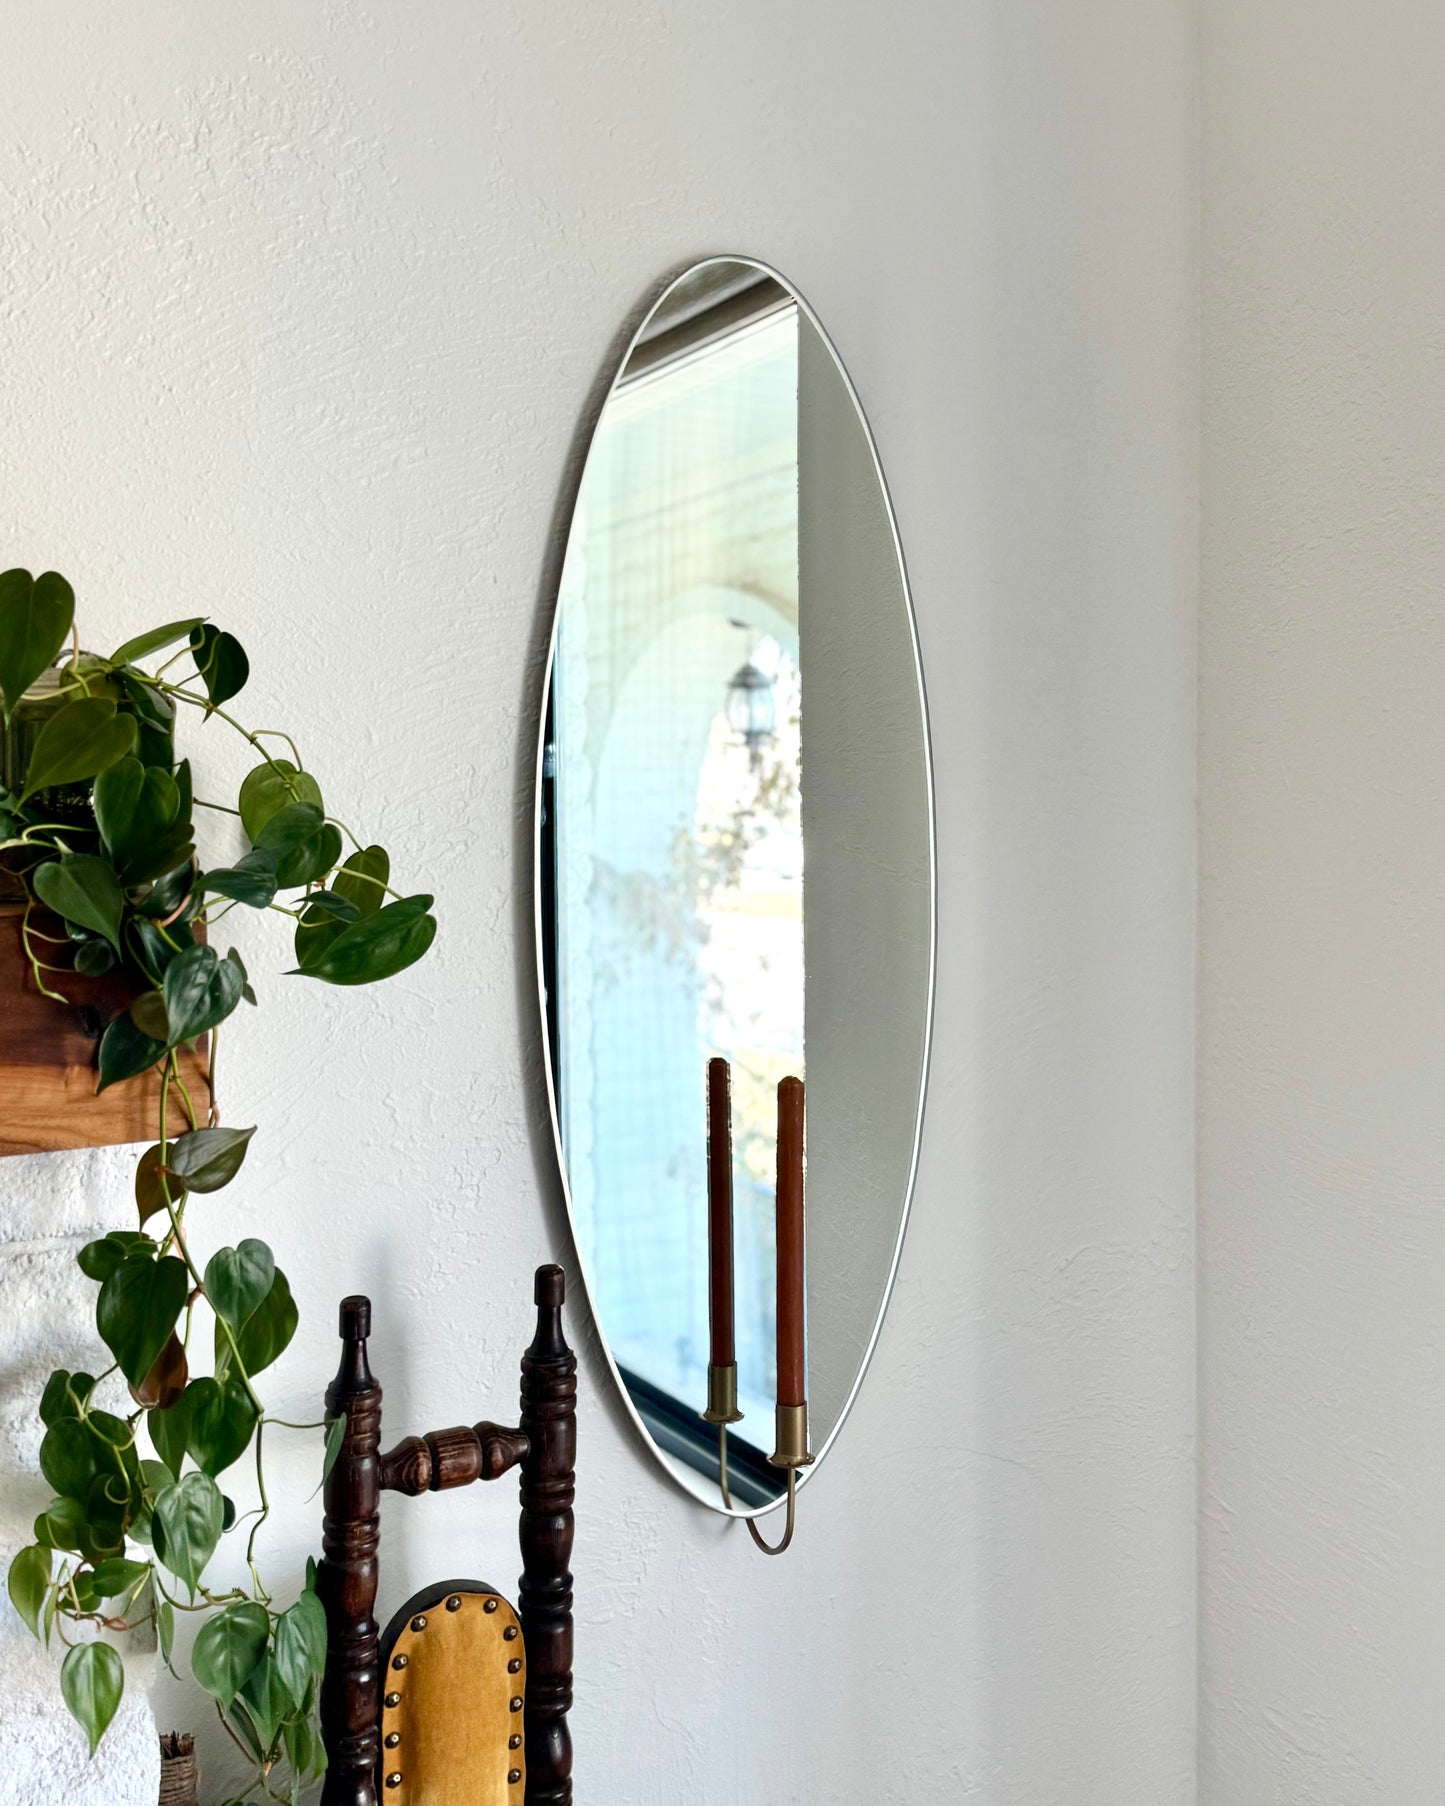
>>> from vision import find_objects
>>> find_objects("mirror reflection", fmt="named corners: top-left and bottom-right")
top-left (537, 259), bottom-right (932, 1512)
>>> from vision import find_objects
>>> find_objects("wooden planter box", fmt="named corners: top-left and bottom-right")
top-left (0, 903), bottom-right (210, 1159)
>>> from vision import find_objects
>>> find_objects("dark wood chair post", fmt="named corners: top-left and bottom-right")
top-left (318, 1295), bottom-right (385, 1806)
top-left (518, 1264), bottom-right (577, 1806)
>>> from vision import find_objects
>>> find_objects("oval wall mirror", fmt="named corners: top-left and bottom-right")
top-left (535, 257), bottom-right (934, 1515)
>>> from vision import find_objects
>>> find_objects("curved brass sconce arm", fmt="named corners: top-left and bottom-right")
top-left (710, 1381), bottom-right (814, 1557)
top-left (718, 1423), bottom-right (799, 1555)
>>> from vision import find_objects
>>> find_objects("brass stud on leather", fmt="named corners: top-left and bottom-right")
top-left (385, 1692), bottom-right (401, 1708)
top-left (485, 1597), bottom-right (499, 1614)
top-left (446, 1595), bottom-right (461, 1611)
top-left (385, 1732), bottom-right (400, 1749)
top-left (508, 1770), bottom-right (522, 1785)
top-left (508, 1657), bottom-right (521, 1673)
top-left (509, 1734), bottom-right (522, 1750)
top-left (503, 1625), bottom-right (518, 1641)
top-left (410, 1615), bottom-right (427, 1632)
top-left (385, 1775), bottom-right (402, 1790)
top-left (510, 1696), bottom-right (523, 1713)
top-left (392, 1653), bottom-right (408, 1670)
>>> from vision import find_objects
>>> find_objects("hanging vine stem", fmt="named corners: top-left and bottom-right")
top-left (127, 671), bottom-right (407, 901)
top-left (21, 900), bottom-right (69, 1001)
top-left (157, 1063), bottom-right (263, 1421)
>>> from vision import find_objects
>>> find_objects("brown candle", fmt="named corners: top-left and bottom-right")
top-left (775, 1075), bottom-right (806, 1408)
top-left (706, 1057), bottom-right (735, 1369)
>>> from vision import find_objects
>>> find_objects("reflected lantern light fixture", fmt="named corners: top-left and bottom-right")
top-left (724, 626), bottom-right (776, 769)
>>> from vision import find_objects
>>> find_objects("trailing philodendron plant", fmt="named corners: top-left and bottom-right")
top-left (0, 568), bottom-right (438, 1800)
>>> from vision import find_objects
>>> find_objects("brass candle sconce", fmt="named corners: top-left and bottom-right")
top-left (704, 1058), bottom-right (813, 1554)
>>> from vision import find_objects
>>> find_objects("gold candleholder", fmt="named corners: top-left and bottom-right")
top-left (770, 1401), bottom-right (814, 1470)
top-left (702, 1361), bottom-right (743, 1425)
top-left (712, 1400), bottom-right (814, 1556)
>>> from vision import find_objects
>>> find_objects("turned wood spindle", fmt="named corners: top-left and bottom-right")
top-left (518, 1264), bottom-right (577, 1806)
top-left (318, 1295), bottom-right (384, 1806)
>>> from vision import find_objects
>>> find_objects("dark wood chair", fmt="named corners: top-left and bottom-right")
top-left (317, 1264), bottom-right (576, 1806)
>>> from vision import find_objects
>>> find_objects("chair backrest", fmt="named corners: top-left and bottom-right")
top-left (316, 1265), bottom-right (576, 1806)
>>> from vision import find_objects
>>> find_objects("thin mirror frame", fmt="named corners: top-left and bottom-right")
top-left (532, 255), bottom-right (937, 1518)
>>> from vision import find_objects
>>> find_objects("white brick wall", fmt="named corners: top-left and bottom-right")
top-left (1, 1152), bottom-right (159, 1802)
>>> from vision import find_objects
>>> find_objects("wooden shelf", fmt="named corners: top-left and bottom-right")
top-left (0, 903), bottom-right (210, 1159)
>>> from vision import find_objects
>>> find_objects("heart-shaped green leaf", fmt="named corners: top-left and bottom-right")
top-left (183, 1375), bottom-right (257, 1477)
top-left (34, 1495), bottom-right (86, 1552)
top-left (200, 850), bottom-right (279, 909)
top-left (152, 1471), bottom-right (224, 1599)
top-left (188, 624), bottom-right (249, 711)
top-left (217, 1269), bottom-right (297, 1380)
top-left (73, 938), bottom-right (116, 977)
top-left (163, 943), bottom-right (244, 1043)
top-left (192, 1599), bottom-right (269, 1707)
top-left (90, 751), bottom-right (142, 841)
top-left (32, 855), bottom-right (125, 951)
top-left (82, 1468), bottom-right (133, 1562)
top-left (293, 886), bottom-right (364, 970)
top-left (147, 1395), bottom-right (190, 1484)
top-left (127, 989), bottom-right (169, 1043)
top-left (110, 619), bottom-right (206, 666)
top-left (206, 1239), bottom-right (275, 1328)
top-left (92, 756), bottom-right (144, 851)
top-left (79, 1230), bottom-right (155, 1283)
top-left (90, 1556), bottom-right (150, 1601)
top-left (0, 569), bottom-right (74, 717)
top-left (95, 755), bottom-right (186, 885)
top-left (251, 798), bottom-right (321, 851)
top-left (282, 1709), bottom-right (323, 1781)
top-left (7, 1543), bottom-right (51, 1638)
top-left (61, 1639), bottom-right (124, 1756)
top-left (97, 1012), bottom-right (166, 1091)
top-left (166, 1124), bottom-right (256, 1193)
top-left (273, 1587), bottom-right (327, 1708)
top-left (295, 895), bottom-right (436, 986)
top-left (238, 760), bottom-right (323, 842)
top-left (280, 821), bottom-right (341, 889)
top-left (225, 944), bottom-right (256, 1005)
top-left (130, 765), bottom-right (181, 830)
top-left (19, 696), bottom-right (137, 801)
top-left (334, 843), bottom-right (389, 916)
top-left (39, 1370), bottom-right (96, 1428)
top-left (39, 1419), bottom-right (104, 1500)
top-left (223, 1705), bottom-right (267, 1769)
top-left (121, 826), bottom-right (195, 889)
top-left (136, 1143), bottom-right (185, 1226)
top-left (96, 1252), bottom-right (188, 1386)
top-left (157, 1597), bottom-right (175, 1667)
top-left (237, 1651), bottom-right (291, 1752)
top-left (254, 800), bottom-right (340, 889)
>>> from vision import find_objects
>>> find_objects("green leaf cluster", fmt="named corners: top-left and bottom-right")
top-left (3, 569), bottom-right (438, 1790)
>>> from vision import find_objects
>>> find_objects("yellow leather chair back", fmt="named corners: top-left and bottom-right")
top-left (378, 1585), bottom-right (526, 1803)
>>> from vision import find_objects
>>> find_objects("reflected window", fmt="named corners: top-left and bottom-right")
top-left (543, 291), bottom-right (802, 1483)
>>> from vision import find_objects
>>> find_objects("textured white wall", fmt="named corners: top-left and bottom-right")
top-left (1, 4), bottom-right (1197, 1801)
top-left (1200, 3), bottom-right (1445, 1798)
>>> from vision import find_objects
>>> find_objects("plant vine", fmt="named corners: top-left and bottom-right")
top-left (1, 568), bottom-right (438, 1801)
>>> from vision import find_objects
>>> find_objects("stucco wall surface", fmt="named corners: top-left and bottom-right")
top-left (1, 4), bottom-right (1197, 1801)
top-left (1200, 3), bottom-right (1445, 1798)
